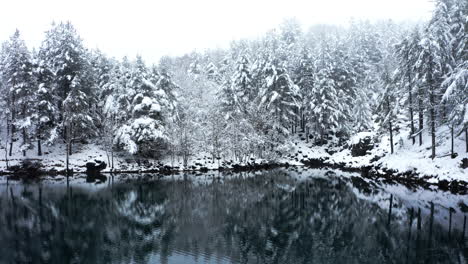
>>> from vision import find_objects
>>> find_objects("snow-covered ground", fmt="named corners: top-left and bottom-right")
top-left (287, 125), bottom-right (467, 183)
top-left (375, 126), bottom-right (467, 183)
top-left (0, 125), bottom-right (466, 185)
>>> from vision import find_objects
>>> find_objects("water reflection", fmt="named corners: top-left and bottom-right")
top-left (0, 168), bottom-right (466, 264)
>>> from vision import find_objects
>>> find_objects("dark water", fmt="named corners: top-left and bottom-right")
top-left (0, 168), bottom-right (466, 264)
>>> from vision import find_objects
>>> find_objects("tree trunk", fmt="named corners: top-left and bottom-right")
top-left (408, 71), bottom-right (415, 145)
top-left (111, 147), bottom-right (114, 170)
top-left (68, 125), bottom-right (73, 156)
top-left (4, 140), bottom-right (9, 170)
top-left (37, 139), bottom-right (42, 156)
top-left (389, 120), bottom-right (394, 154)
top-left (9, 123), bottom-right (14, 156)
top-left (9, 96), bottom-right (16, 157)
top-left (451, 127), bottom-right (454, 158)
top-left (4, 119), bottom-right (10, 169)
top-left (430, 90), bottom-right (436, 160)
top-left (301, 111), bottom-right (305, 132)
top-left (418, 88), bottom-right (424, 146)
top-left (466, 127), bottom-right (468, 153)
top-left (22, 127), bottom-right (26, 157)
top-left (105, 148), bottom-right (111, 169)
top-left (66, 142), bottom-right (70, 177)
top-left (9, 142), bottom-right (13, 157)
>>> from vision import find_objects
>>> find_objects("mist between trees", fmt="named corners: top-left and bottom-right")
top-left (0, 0), bottom-right (466, 168)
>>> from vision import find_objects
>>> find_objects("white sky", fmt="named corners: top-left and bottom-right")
top-left (1, 0), bottom-right (434, 63)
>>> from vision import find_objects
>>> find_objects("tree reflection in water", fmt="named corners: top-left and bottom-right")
top-left (0, 168), bottom-right (466, 264)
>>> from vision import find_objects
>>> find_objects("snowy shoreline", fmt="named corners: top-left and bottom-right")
top-left (1, 133), bottom-right (466, 194)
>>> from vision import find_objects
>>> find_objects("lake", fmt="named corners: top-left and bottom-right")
top-left (0, 168), bottom-right (466, 263)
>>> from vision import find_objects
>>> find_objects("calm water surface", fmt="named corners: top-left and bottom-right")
top-left (0, 168), bottom-right (466, 264)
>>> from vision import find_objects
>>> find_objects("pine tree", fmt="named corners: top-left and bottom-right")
top-left (442, 61), bottom-right (468, 156)
top-left (409, 30), bottom-right (425, 146)
top-left (308, 43), bottom-right (343, 144)
top-left (114, 57), bottom-right (168, 157)
top-left (376, 67), bottom-right (403, 154)
top-left (0, 43), bottom-right (10, 164)
top-left (353, 88), bottom-right (372, 132)
top-left (205, 62), bottom-right (220, 84)
top-left (38, 22), bottom-right (93, 161)
top-left (0, 30), bottom-right (36, 156)
top-left (231, 53), bottom-right (254, 113)
top-left (416, 36), bottom-right (443, 159)
top-left (259, 59), bottom-right (299, 136)
top-left (331, 40), bottom-right (358, 136)
top-left (33, 58), bottom-right (57, 155)
top-left (294, 47), bottom-right (314, 133)
top-left (395, 29), bottom-right (421, 145)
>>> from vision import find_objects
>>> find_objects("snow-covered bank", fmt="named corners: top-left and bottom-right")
top-left (0, 126), bottom-right (467, 191)
top-left (288, 127), bottom-right (467, 188)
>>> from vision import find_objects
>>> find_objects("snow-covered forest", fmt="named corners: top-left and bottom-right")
top-left (0, 0), bottom-right (466, 180)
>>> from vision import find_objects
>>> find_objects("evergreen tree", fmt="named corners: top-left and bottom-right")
top-left (38, 22), bottom-right (93, 159)
top-left (376, 67), bottom-right (403, 154)
top-left (0, 30), bottom-right (35, 156)
top-left (308, 43), bottom-right (343, 143)
top-left (415, 35), bottom-right (443, 159)
top-left (205, 61), bottom-right (220, 84)
top-left (231, 53), bottom-right (254, 113)
top-left (259, 59), bottom-right (299, 136)
top-left (331, 40), bottom-right (358, 136)
top-left (295, 47), bottom-right (314, 133)
top-left (395, 29), bottom-right (421, 144)
top-left (114, 57), bottom-right (168, 157)
top-left (442, 61), bottom-right (468, 155)
top-left (33, 58), bottom-right (57, 155)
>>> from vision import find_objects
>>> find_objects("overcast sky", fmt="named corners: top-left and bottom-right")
top-left (1, 0), bottom-right (434, 63)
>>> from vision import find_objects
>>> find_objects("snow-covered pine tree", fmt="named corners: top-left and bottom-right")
top-left (100, 62), bottom-right (122, 169)
top-left (308, 42), bottom-right (343, 144)
top-left (114, 57), bottom-right (168, 157)
top-left (219, 72), bottom-right (237, 120)
top-left (188, 52), bottom-right (203, 77)
top-left (259, 58), bottom-right (300, 137)
top-left (155, 67), bottom-right (178, 117)
top-left (429, 0), bottom-right (456, 126)
top-left (1, 30), bottom-right (36, 156)
top-left (279, 18), bottom-right (303, 79)
top-left (89, 49), bottom-right (113, 124)
top-left (348, 20), bottom-right (384, 109)
top-left (395, 29), bottom-right (421, 145)
top-left (0, 43), bottom-right (9, 163)
top-left (448, 0), bottom-right (467, 64)
top-left (415, 35), bottom-right (443, 159)
top-left (407, 29), bottom-right (426, 146)
top-left (330, 40), bottom-right (358, 138)
top-left (294, 47), bottom-right (314, 133)
top-left (353, 87), bottom-right (372, 133)
top-left (442, 0), bottom-right (468, 153)
top-left (231, 53), bottom-right (254, 113)
top-left (375, 67), bottom-right (403, 154)
top-left (38, 22), bottom-right (94, 159)
top-left (205, 61), bottom-right (221, 84)
top-left (33, 57), bottom-right (57, 155)
top-left (442, 61), bottom-right (468, 156)
top-left (346, 30), bottom-right (373, 134)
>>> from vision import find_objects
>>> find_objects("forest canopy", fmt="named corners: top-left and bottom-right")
top-left (0, 0), bottom-right (466, 167)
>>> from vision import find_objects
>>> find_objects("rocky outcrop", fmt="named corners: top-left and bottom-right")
top-left (461, 158), bottom-right (468, 169)
top-left (350, 135), bottom-right (374, 157)
top-left (7, 159), bottom-right (44, 180)
top-left (86, 160), bottom-right (107, 175)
